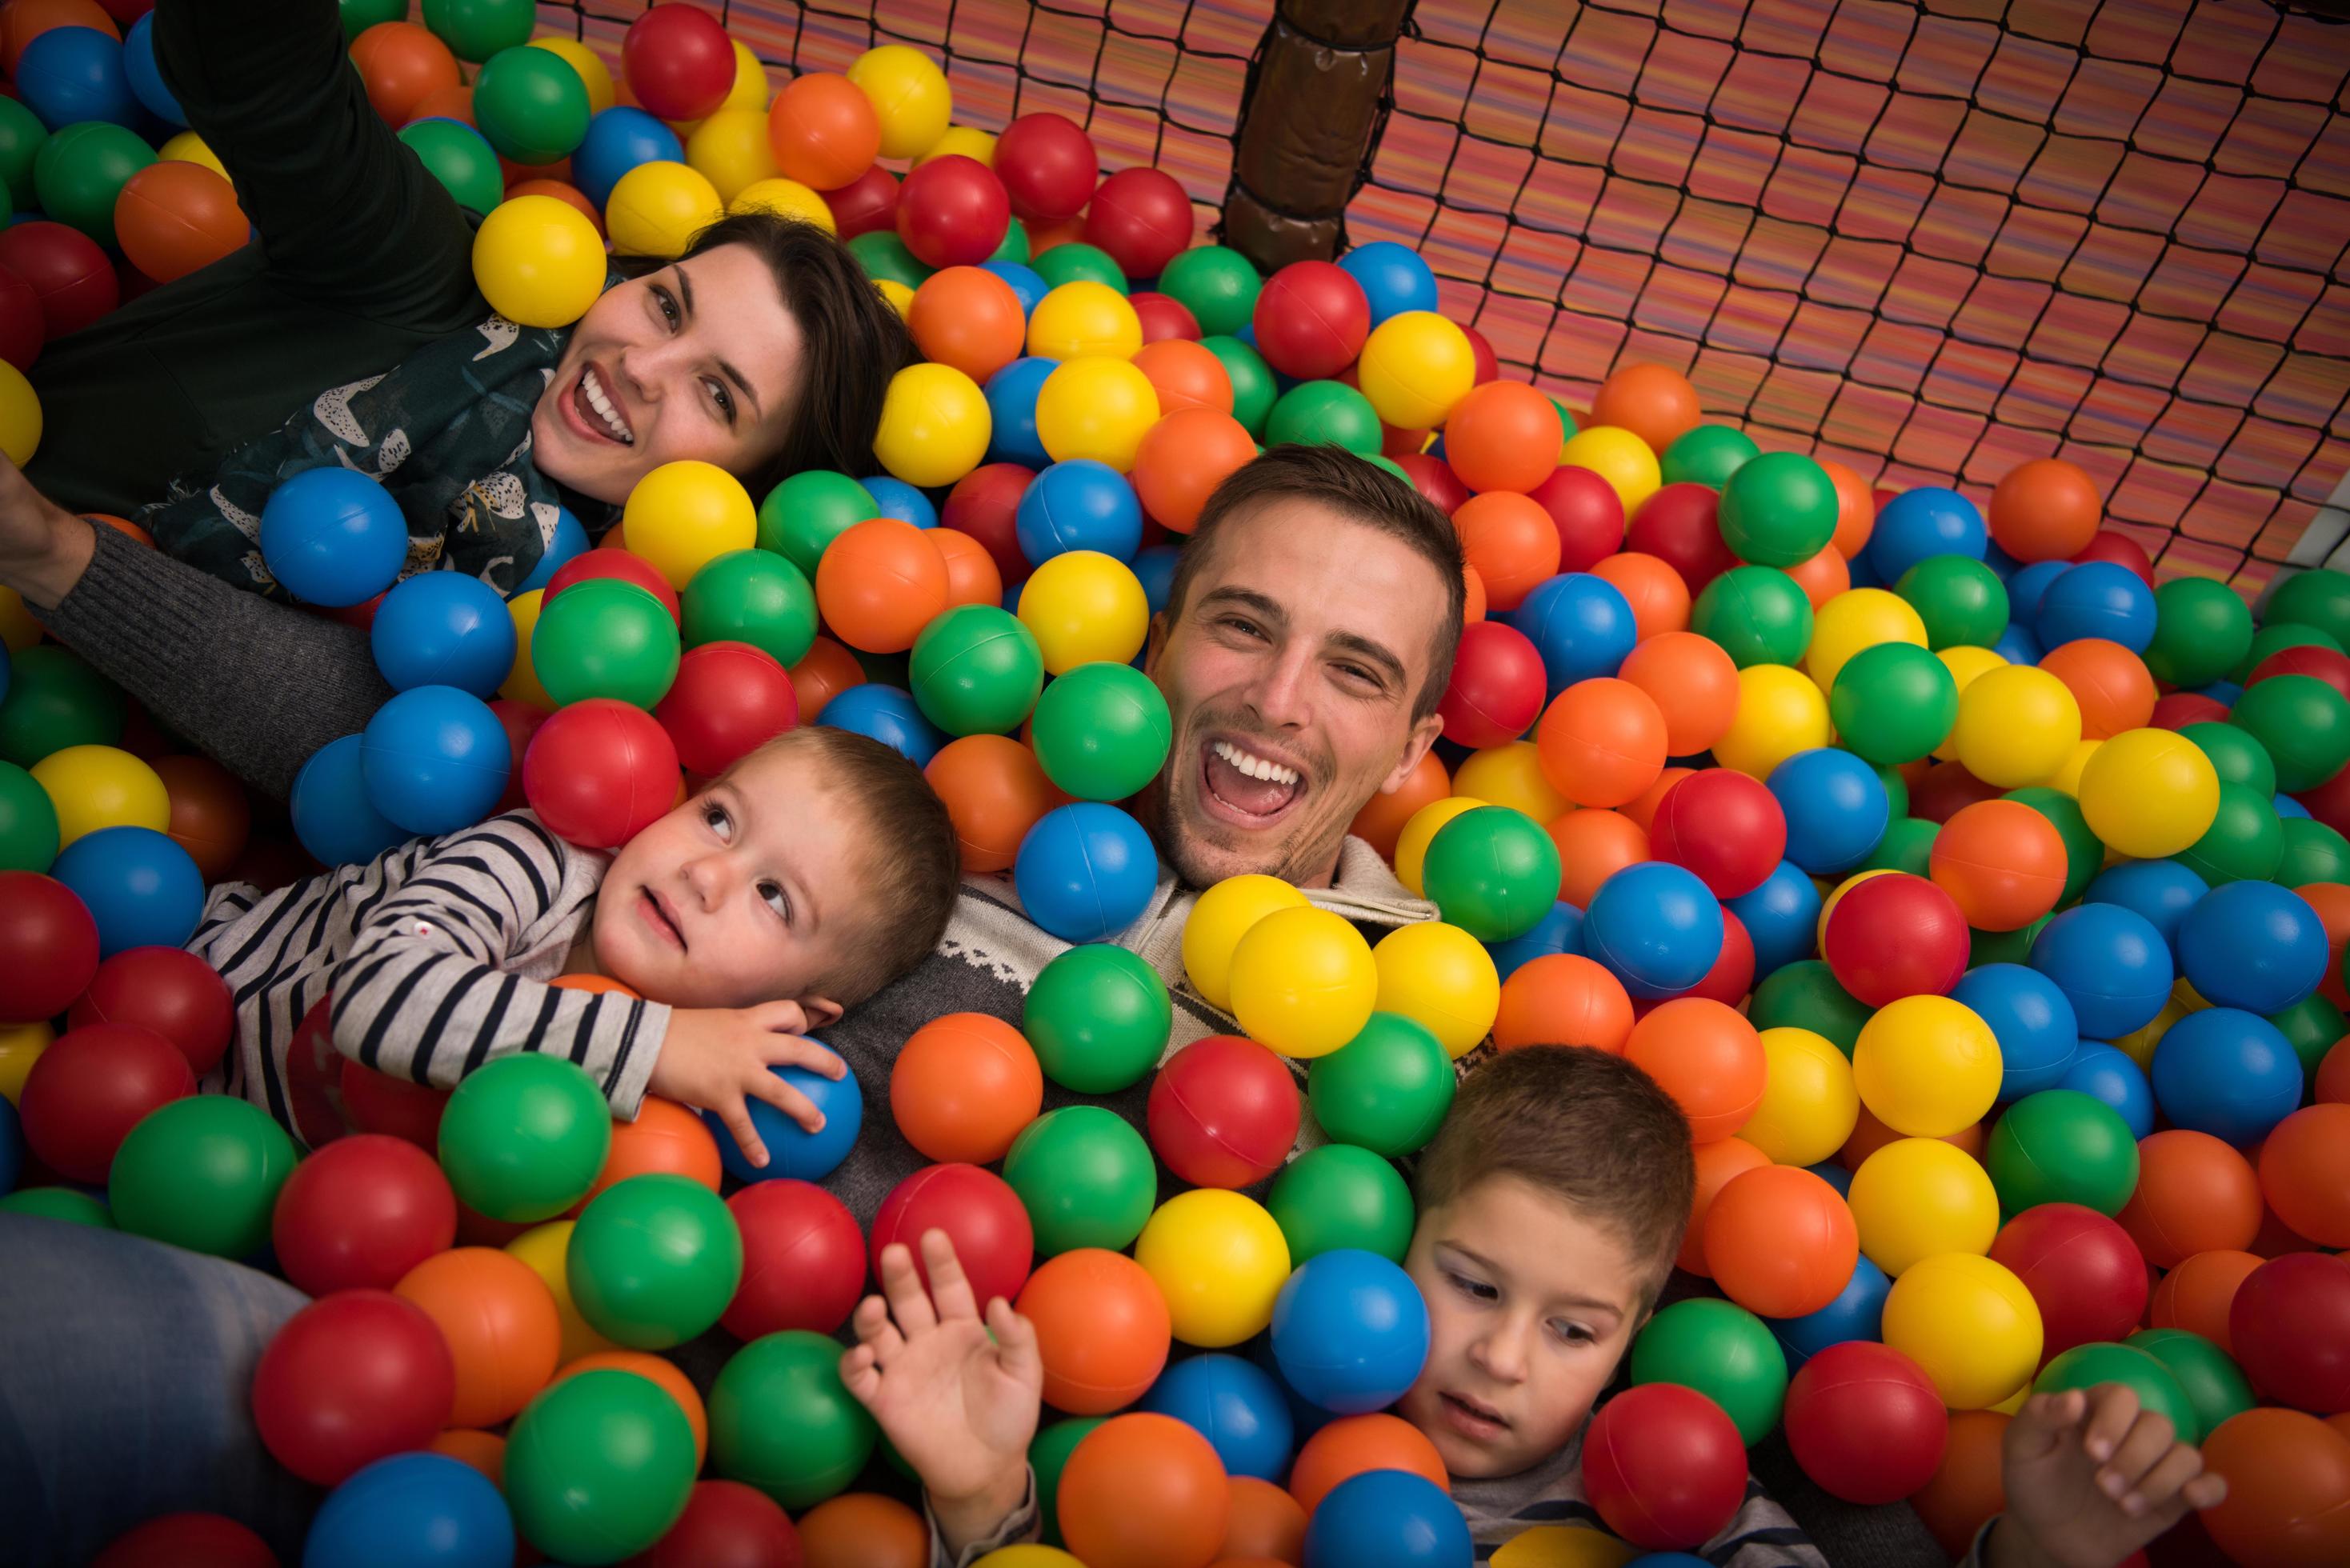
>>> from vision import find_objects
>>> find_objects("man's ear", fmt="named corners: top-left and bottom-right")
top-left (1379, 710), bottom-right (1447, 795)
top-left (797, 995), bottom-right (845, 1031)
top-left (1143, 610), bottom-right (1168, 676)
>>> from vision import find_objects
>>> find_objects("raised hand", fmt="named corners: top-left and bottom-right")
top-left (1991, 1384), bottom-right (2228, 1568)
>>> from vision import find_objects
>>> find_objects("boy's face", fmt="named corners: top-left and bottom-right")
top-left (1399, 1175), bottom-right (1652, 1481)
top-left (590, 743), bottom-right (863, 1013)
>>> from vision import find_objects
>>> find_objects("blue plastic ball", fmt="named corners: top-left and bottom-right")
top-left (1806, 1160), bottom-right (1854, 1198)
top-left (570, 106), bottom-right (683, 210)
top-left (371, 573), bottom-right (518, 696)
top-left (2277, 792), bottom-right (2312, 820)
top-left (1992, 621), bottom-right (2043, 666)
top-left (1138, 1353), bottom-right (1294, 1481)
top-left (292, 734), bottom-right (407, 868)
top-left (304, 1451), bottom-right (515, 1568)
top-left (1511, 572), bottom-right (1636, 696)
top-left (122, 14), bottom-right (185, 126)
top-left (1583, 861), bottom-right (1725, 998)
top-left (2005, 559), bottom-right (2071, 626)
top-left (1337, 241), bottom-right (1439, 325)
top-left (1951, 962), bottom-right (2080, 1101)
top-left (1983, 542), bottom-right (2023, 581)
top-left (2084, 859), bottom-right (2208, 956)
top-left (705, 1060), bottom-right (863, 1182)
top-left (1866, 488), bottom-right (1985, 586)
top-left (2057, 1044), bottom-right (2155, 1140)
top-left (17, 26), bottom-right (136, 130)
top-left (1247, 1333), bottom-right (1339, 1443)
top-left (0, 641), bottom-right (11, 708)
top-left (1727, 858), bottom-right (1823, 978)
top-left (1016, 460), bottom-right (1143, 566)
top-left (2150, 1007), bottom-right (2303, 1147)
top-left (1765, 1252), bottom-right (1890, 1370)
top-left (514, 506), bottom-right (589, 596)
top-left (49, 826), bottom-right (203, 958)
top-left (0, 1094), bottom-right (21, 1194)
top-left (2178, 878), bottom-right (2328, 1015)
top-left (984, 357), bottom-right (1055, 469)
top-left (1303, 1468), bottom-right (1471, 1568)
top-left (1485, 899), bottom-right (1583, 980)
top-left (360, 686), bottom-right (511, 836)
top-left (2035, 562), bottom-right (2156, 654)
top-left (1271, 1248), bottom-right (1431, 1415)
top-left (818, 684), bottom-right (946, 766)
top-left (860, 474), bottom-right (939, 530)
top-left (982, 260), bottom-right (1048, 315)
top-left (2198, 679), bottom-right (2244, 708)
top-left (1768, 749), bottom-right (1889, 874)
top-left (1131, 544), bottom-right (1180, 616)
top-left (258, 468), bottom-right (409, 608)
top-left (2029, 902), bottom-right (2173, 1040)
top-left (1013, 802), bottom-right (1157, 942)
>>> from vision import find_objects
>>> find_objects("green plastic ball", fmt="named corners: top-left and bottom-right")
top-left (1266, 1142), bottom-right (1415, 1265)
top-left (1972, 914), bottom-right (2052, 970)
top-left (342, 0), bottom-right (408, 39)
top-left (0, 1186), bottom-right (112, 1226)
top-left (759, 471), bottom-right (879, 578)
top-left (710, 1330), bottom-right (878, 1509)
top-left (1717, 453), bottom-right (1839, 568)
top-left (2276, 817), bottom-right (2350, 889)
top-left (1365, 454), bottom-right (1412, 485)
top-left (1549, 396), bottom-right (1579, 441)
top-left (2267, 992), bottom-right (2345, 1082)
top-left (1660, 424), bottom-right (1758, 490)
top-left (1307, 1012), bottom-right (1455, 1157)
top-left (1029, 661), bottom-right (1171, 802)
top-left (1691, 565), bottom-right (1815, 669)
top-left (108, 1096), bottom-right (298, 1258)
top-left (0, 646), bottom-right (124, 768)
top-left (1032, 242), bottom-right (1127, 294)
top-left (422, 0), bottom-right (537, 60)
top-left (2263, 568), bottom-right (2350, 650)
top-left (1201, 335), bottom-right (1275, 437)
top-left (1748, 960), bottom-right (1871, 1056)
top-left (1023, 943), bottom-right (1171, 1094)
top-left (1896, 555), bottom-right (2009, 650)
top-left (1002, 1105), bottom-right (1158, 1255)
top-left (505, 1367), bottom-right (697, 1561)
top-left (568, 1173), bottom-right (744, 1350)
top-left (1265, 380), bottom-right (1383, 455)
top-left (1830, 642), bottom-right (1958, 765)
top-left (396, 118), bottom-right (504, 216)
top-left (990, 221), bottom-right (1031, 265)
top-left (682, 549), bottom-right (819, 668)
top-left (533, 578), bottom-right (683, 709)
top-left (0, 758), bottom-right (59, 871)
top-left (2180, 721), bottom-right (2276, 798)
top-left (0, 95), bottom-right (46, 211)
top-left (1630, 1298), bottom-right (1789, 1446)
top-left (1031, 1417), bottom-right (1104, 1548)
top-left (2231, 674), bottom-right (2350, 794)
top-left (2172, 782), bottom-right (2282, 886)
top-left (1875, 762), bottom-right (1912, 821)
top-left (34, 122), bottom-right (154, 248)
top-left (436, 1053), bottom-right (612, 1223)
top-left (1157, 246), bottom-right (1260, 338)
top-left (2233, 622), bottom-right (2341, 684)
top-left (2146, 578), bottom-right (2254, 689)
top-left (847, 230), bottom-right (933, 290)
top-left (1985, 1090), bottom-right (2140, 1217)
top-left (2034, 1342), bottom-right (2200, 1445)
top-left (2124, 1328), bottom-right (2254, 1443)
top-left (1420, 806), bottom-right (1561, 942)
top-left (910, 604), bottom-right (1045, 736)
top-left (1861, 815), bottom-right (1940, 877)
top-left (470, 45), bottom-right (591, 166)
top-left (2007, 786), bottom-right (2103, 906)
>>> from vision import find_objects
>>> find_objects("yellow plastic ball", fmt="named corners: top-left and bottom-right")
top-left (2112, 998), bottom-right (2184, 1074)
top-left (605, 161), bottom-right (723, 259)
top-left (1451, 741), bottom-right (1569, 825)
top-left (1853, 994), bottom-right (2001, 1138)
top-left (1714, 663), bottom-right (1832, 780)
top-left (1372, 920), bottom-right (1500, 1058)
top-left (728, 175), bottom-right (836, 232)
top-left (1134, 1189), bottom-right (1291, 1347)
top-left (2048, 738), bottom-right (2100, 798)
top-left (1816, 867), bottom-right (1900, 952)
top-left (685, 107), bottom-right (779, 203)
top-left (506, 1219), bottom-right (622, 1366)
top-left (473, 194), bottom-right (606, 329)
top-left (1882, 1252), bottom-right (2044, 1410)
top-left (719, 40), bottom-right (769, 114)
top-left (0, 358), bottom-right (42, 466)
top-left (1805, 587), bottom-right (1928, 694)
top-left (848, 44), bottom-right (953, 162)
top-left (0, 586), bottom-right (36, 652)
top-left (1952, 664), bottom-right (2080, 789)
top-left (1036, 358), bottom-right (1159, 472)
top-left (0, 1019), bottom-right (53, 1105)
top-left (1355, 310), bottom-right (1476, 431)
top-left (1227, 906), bottom-right (1378, 1059)
top-left (622, 461), bottom-right (756, 590)
top-left (1932, 645), bottom-right (2009, 761)
top-left (502, 589), bottom-right (554, 710)
top-left (1738, 1026), bottom-right (1860, 1167)
top-left (875, 362), bottom-right (991, 489)
top-left (1848, 1136), bottom-right (2000, 1276)
top-left (1016, 550), bottom-right (1147, 674)
top-left (2077, 726), bottom-right (2220, 859)
top-left (1027, 281), bottom-right (1143, 362)
top-left (1559, 426), bottom-right (1660, 514)
top-left (158, 130), bottom-right (226, 178)
top-left (974, 1550), bottom-right (1085, 1568)
top-left (528, 38), bottom-right (615, 115)
top-left (919, 125), bottom-right (999, 166)
top-left (1183, 874), bottom-right (1307, 1012)
top-left (1393, 795), bottom-right (1487, 897)
top-left (875, 278), bottom-right (915, 321)
top-left (30, 744), bottom-right (167, 849)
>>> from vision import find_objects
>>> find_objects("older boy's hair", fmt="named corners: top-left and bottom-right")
top-left (724, 726), bottom-right (959, 1004)
top-left (1415, 1045), bottom-right (1696, 1308)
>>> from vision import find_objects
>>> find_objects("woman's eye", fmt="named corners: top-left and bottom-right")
top-left (759, 880), bottom-right (792, 922)
top-left (655, 286), bottom-right (679, 327)
top-left (702, 803), bottom-right (732, 840)
top-left (707, 378), bottom-right (735, 422)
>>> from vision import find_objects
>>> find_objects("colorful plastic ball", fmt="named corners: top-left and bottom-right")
top-left (1438, 379), bottom-right (1556, 497)
top-left (1700, 1162), bottom-right (1858, 1318)
top-left (112, 157), bottom-right (246, 288)
top-left (252, 1290), bottom-right (455, 1487)
top-left (2151, 1006), bottom-right (2302, 1147)
top-left (1943, 962), bottom-right (2076, 1102)
top-left (1297, 1467), bottom-right (1464, 1568)
top-left (371, 571), bottom-right (516, 698)
top-left (1735, 1026), bottom-right (1858, 1166)
top-left (1764, 1250), bottom-right (1890, 1373)
top-left (1784, 1342), bottom-right (1949, 1505)
top-left (1133, 1354), bottom-right (1293, 1484)
top-left (1710, 450), bottom-right (1834, 568)
top-left (2180, 878), bottom-right (2328, 1014)
top-left (1419, 805), bottom-right (1563, 945)
top-left (1263, 1143), bottom-right (1411, 1270)
top-left (718, 1178), bottom-right (864, 1340)
top-left (1828, 642), bottom-right (1956, 767)
top-left (1012, 801), bottom-right (1156, 943)
top-left (1075, 166), bottom-right (1187, 280)
top-left (892, 153), bottom-right (1007, 271)
top-left (2258, 1102), bottom-right (2350, 1247)
top-left (1370, 918), bottom-right (1500, 1059)
top-left (816, 683), bottom-right (944, 766)
top-left (2028, 898), bottom-right (2172, 1040)
top-left (1866, 488), bottom-right (1986, 586)
top-left (2228, 1252), bottom-right (2350, 1415)
top-left (532, 574), bottom-right (684, 709)
top-left (1024, 942), bottom-right (1171, 1098)
top-left (566, 1172), bottom-right (743, 1351)
top-left (1713, 663), bottom-right (1832, 781)
top-left (1506, 572), bottom-right (1633, 698)
top-left (1579, 1382), bottom-right (1747, 1550)
top-left (1639, 771), bottom-right (1780, 902)
top-left (1552, 426), bottom-right (1655, 518)
top-left (2232, 672), bottom-right (2350, 794)
top-left (1689, 564), bottom-right (1813, 671)
top-left (1017, 548), bottom-right (1148, 674)
top-left (2112, 1130), bottom-right (2260, 1270)
top-left (47, 825), bottom-right (202, 958)
top-left (1583, 861), bottom-right (1723, 999)
top-left (290, 734), bottom-right (406, 866)
top-left (1011, 462), bottom-right (1139, 573)
top-left (1766, 747), bottom-right (1888, 876)
top-left (270, 1132), bottom-right (458, 1296)
top-left (870, 1162), bottom-right (1034, 1314)
top-left (1181, 874), bottom-right (1308, 1012)
top-left (702, 1058), bottom-right (862, 1186)
top-left (1310, 1007), bottom-right (1457, 1161)
top-left (1135, 1188), bottom-right (1291, 1348)
top-left (520, 698), bottom-right (679, 850)
top-left (1355, 309), bottom-right (1475, 430)
top-left (706, 1328), bottom-right (875, 1510)
top-left (2138, 576), bottom-right (2252, 691)
top-left (2198, 1406), bottom-right (2350, 1568)
top-left (883, 1012), bottom-right (1039, 1168)
top-left (1052, 1412), bottom-right (1229, 1568)
top-left (1990, 1202), bottom-right (2148, 1363)
top-left (2034, 562), bottom-right (2156, 655)
top-left (1248, 259), bottom-right (1367, 381)
top-left (1268, 1248), bottom-right (1430, 1417)
top-left (760, 70), bottom-right (878, 191)
top-left (1848, 1133), bottom-right (2000, 1276)
top-left (906, 603), bottom-right (1042, 738)
top-left (1263, 378), bottom-right (1380, 455)
top-left (1879, 1252), bottom-right (2042, 1410)
top-left (1623, 998), bottom-right (1763, 1143)
top-left (303, 1451), bottom-right (514, 1568)
top-left (991, 111), bottom-right (1095, 224)
top-left (27, 743), bottom-right (160, 853)
top-left (1626, 1298), bottom-right (1787, 1450)
top-left (1984, 1089), bottom-right (2140, 1216)
top-left (1147, 1034), bottom-right (1299, 1190)
top-left (624, 461), bottom-right (758, 593)
top-left (258, 467), bottom-right (406, 608)
top-left (1227, 906), bottom-right (1379, 1059)
top-left (1849, 990), bottom-right (1999, 1137)
top-left (2033, 1340), bottom-right (2201, 1445)
top-left (109, 1091), bottom-right (297, 1258)
top-left (18, 1020), bottom-right (189, 1183)
top-left (1929, 799), bottom-right (2066, 932)
top-left (1824, 870), bottom-right (1970, 1009)
top-left (1896, 553), bottom-right (2008, 651)
top-left (435, 1052), bottom-right (610, 1225)
top-left (1434, 622), bottom-right (1544, 751)
top-left (2055, 1042), bottom-right (2153, 1138)
top-left (358, 684), bottom-right (509, 836)
top-left (656, 639), bottom-right (798, 774)
top-left (1533, 677), bottom-right (1664, 810)
top-left (1985, 457), bottom-right (2099, 562)
top-left (870, 360), bottom-right (990, 490)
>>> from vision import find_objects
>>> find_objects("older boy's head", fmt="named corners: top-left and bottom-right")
top-left (1400, 1045), bottom-right (1696, 1480)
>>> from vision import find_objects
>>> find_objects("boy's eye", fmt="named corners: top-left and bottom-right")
top-left (1550, 1321), bottom-right (1595, 1346)
top-left (702, 803), bottom-right (732, 840)
top-left (759, 879), bottom-right (792, 924)
top-left (1446, 1270), bottom-right (1497, 1303)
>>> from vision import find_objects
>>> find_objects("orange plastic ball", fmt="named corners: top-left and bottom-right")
top-left (1912, 1410), bottom-right (2010, 1560)
top-left (1132, 338), bottom-right (1234, 417)
top-left (1928, 799), bottom-right (2069, 932)
top-left (394, 1246), bottom-right (562, 1428)
top-left (2, 0), bottom-right (114, 76)
top-left (410, 82), bottom-right (474, 126)
top-left (1619, 630), bottom-right (1740, 757)
top-left (114, 162), bottom-right (247, 286)
top-left (551, 1348), bottom-right (708, 1466)
top-left (2147, 1249), bottom-right (2264, 1356)
top-left (1820, 458), bottom-right (1876, 559)
top-left (1017, 1248), bottom-right (1172, 1414)
top-left (930, 526), bottom-right (1006, 610)
top-left (1589, 362), bottom-right (1701, 454)
top-left (1218, 1477), bottom-right (1307, 1564)
top-left (1133, 408), bottom-right (1257, 534)
top-left (1492, 953), bottom-right (1633, 1054)
top-left (1990, 458), bottom-right (2103, 563)
top-left (571, 1096), bottom-right (721, 1214)
top-left (1703, 1164), bottom-right (1861, 1318)
top-left (350, 22), bottom-right (462, 126)
top-left (1784, 543), bottom-right (1851, 609)
top-left (2036, 638), bottom-right (2155, 739)
top-left (2199, 1407), bottom-right (2350, 1568)
top-left (1452, 491), bottom-right (1560, 612)
top-left (1444, 381), bottom-right (1563, 495)
top-left (1287, 1413), bottom-right (1448, 1514)
top-left (1058, 1414), bottom-right (1231, 1568)
top-left (507, 177), bottom-right (605, 234)
top-left (1623, 998), bottom-right (1766, 1142)
top-left (799, 1493), bottom-right (930, 1568)
top-left (927, 733), bottom-right (1060, 873)
top-left (2296, 882), bottom-right (2350, 1010)
top-left (1460, 565), bottom-right (1487, 626)
top-left (1591, 550), bottom-right (1691, 642)
top-left (2258, 1104), bottom-right (2350, 1248)
top-left (2321, 1037), bottom-right (2350, 1105)
top-left (890, 1013), bottom-right (1043, 1165)
top-left (1536, 677), bottom-right (1668, 810)
top-left (910, 266), bottom-right (1028, 385)
top-left (1547, 808), bottom-right (1649, 907)
top-left (766, 73), bottom-right (882, 190)
top-left (788, 635), bottom-right (867, 721)
top-left (1679, 1135), bottom-right (1772, 1274)
top-left (1347, 749), bottom-right (1449, 862)
top-left (2118, 1129), bottom-right (2263, 1269)
top-left (815, 518), bottom-right (949, 653)
top-left (151, 753), bottom-right (250, 881)
top-left (427, 1428), bottom-right (506, 1486)
top-left (1622, 765), bottom-right (1695, 833)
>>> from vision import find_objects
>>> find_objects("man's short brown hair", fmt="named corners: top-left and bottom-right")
top-left (1414, 1045), bottom-right (1696, 1310)
top-left (1162, 444), bottom-right (1467, 720)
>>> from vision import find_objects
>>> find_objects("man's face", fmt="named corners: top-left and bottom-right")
top-left (1143, 498), bottom-right (1450, 889)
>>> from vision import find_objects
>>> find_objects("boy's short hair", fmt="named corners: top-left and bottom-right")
top-left (1415, 1045), bottom-right (1696, 1310)
top-left (724, 726), bottom-right (959, 1005)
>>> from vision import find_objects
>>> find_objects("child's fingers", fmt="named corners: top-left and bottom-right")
top-left (2080, 1382), bottom-right (2143, 1463)
top-left (2183, 1472), bottom-right (2228, 1510)
top-left (2095, 1409), bottom-right (2178, 1501)
top-left (2005, 1389), bottom-right (2087, 1462)
top-left (851, 1294), bottom-right (904, 1363)
top-left (988, 1297), bottom-right (1043, 1388)
top-left (749, 998), bottom-right (811, 1035)
top-left (745, 1068), bottom-right (826, 1133)
top-left (717, 1098), bottom-right (770, 1168)
top-left (2120, 1442), bottom-right (2208, 1519)
top-left (839, 1343), bottom-right (881, 1404)
top-left (920, 1230), bottom-right (982, 1323)
top-left (878, 1241), bottom-right (941, 1336)
top-left (764, 1034), bottom-right (847, 1080)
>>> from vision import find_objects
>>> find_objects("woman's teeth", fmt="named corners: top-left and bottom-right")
top-left (582, 367), bottom-right (632, 444)
top-left (1211, 739), bottom-right (1299, 785)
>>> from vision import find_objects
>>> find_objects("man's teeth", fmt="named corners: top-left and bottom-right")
top-left (582, 368), bottom-right (632, 444)
top-left (1212, 739), bottom-right (1299, 786)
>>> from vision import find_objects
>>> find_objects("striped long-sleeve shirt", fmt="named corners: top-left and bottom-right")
top-left (189, 810), bottom-right (670, 1147)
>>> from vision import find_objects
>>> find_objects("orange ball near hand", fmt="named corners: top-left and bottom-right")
top-left (1057, 1414), bottom-right (1231, 1568)
top-left (1287, 1412), bottom-right (1448, 1514)
top-left (1017, 1249), bottom-right (1172, 1415)
top-left (890, 1013), bottom-right (1043, 1165)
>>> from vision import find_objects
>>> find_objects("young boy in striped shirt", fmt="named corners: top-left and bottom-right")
top-left (190, 724), bottom-right (961, 1162)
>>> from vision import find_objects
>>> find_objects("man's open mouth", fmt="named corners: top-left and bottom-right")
top-left (1199, 735), bottom-right (1307, 826)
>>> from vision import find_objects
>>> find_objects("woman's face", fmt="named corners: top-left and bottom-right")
top-left (531, 243), bottom-right (804, 503)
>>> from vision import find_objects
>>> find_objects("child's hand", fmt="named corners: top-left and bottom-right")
top-left (840, 1230), bottom-right (1042, 1558)
top-left (1991, 1384), bottom-right (2228, 1568)
top-left (648, 1002), bottom-right (841, 1167)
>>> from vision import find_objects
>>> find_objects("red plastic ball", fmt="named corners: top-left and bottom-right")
top-left (1671, 906), bottom-right (1755, 1009)
top-left (1527, 463), bottom-right (1627, 574)
top-left (623, 3), bottom-right (737, 122)
top-left (655, 641), bottom-right (798, 778)
top-left (2251, 645), bottom-right (2350, 704)
top-left (0, 870), bottom-right (99, 1023)
top-left (871, 1162), bottom-right (1035, 1312)
top-left (1130, 290), bottom-right (1200, 344)
top-left (271, 1133), bottom-right (458, 1297)
top-left (1083, 167), bottom-right (1193, 281)
top-left (1988, 1202), bottom-right (2149, 1361)
top-left (725, 1178), bottom-right (867, 1338)
top-left (1627, 483), bottom-right (1737, 595)
top-left (546, 546), bottom-right (683, 626)
top-left (1580, 1383), bottom-right (1749, 1550)
top-left (942, 462), bottom-right (1035, 585)
top-left (1459, 321), bottom-right (1499, 384)
top-left (1648, 769), bottom-right (1787, 899)
top-left (523, 698), bottom-right (682, 850)
top-left (1251, 260), bottom-right (1369, 381)
top-left (0, 220), bottom-right (118, 338)
top-left (896, 154), bottom-right (1011, 270)
top-left (993, 112), bottom-right (1098, 224)
top-left (1822, 872), bottom-right (1970, 1006)
top-left (1392, 451), bottom-right (1469, 517)
top-left (641, 1479), bottom-right (803, 1568)
top-left (252, 1290), bottom-right (456, 1486)
top-left (1784, 1341), bottom-right (1950, 1504)
top-left (1437, 620), bottom-right (1547, 750)
top-left (2070, 530), bottom-right (2155, 589)
top-left (2150, 691), bottom-right (2231, 730)
top-left (19, 1022), bottom-right (194, 1184)
top-left (91, 1514), bottom-right (278, 1568)
top-left (2230, 1251), bottom-right (2350, 1414)
top-left (0, 263), bottom-right (43, 371)
top-left (1909, 760), bottom-right (2005, 825)
top-left (1146, 1034), bottom-right (1301, 1190)
top-left (822, 162), bottom-right (899, 240)
top-left (490, 699), bottom-right (547, 810)
top-left (66, 946), bottom-right (234, 1076)
top-left (341, 1053), bottom-right (451, 1152)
